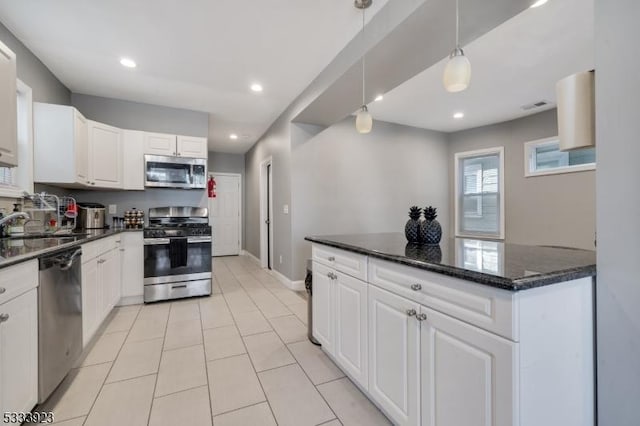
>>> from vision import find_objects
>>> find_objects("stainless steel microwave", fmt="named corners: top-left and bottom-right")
top-left (144, 155), bottom-right (207, 189)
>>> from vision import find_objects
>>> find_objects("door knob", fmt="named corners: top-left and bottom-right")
top-left (0, 287), bottom-right (5, 294)
top-left (410, 284), bottom-right (422, 291)
top-left (265, 220), bottom-right (270, 224)
top-left (416, 313), bottom-right (427, 322)
top-left (0, 313), bottom-right (9, 323)
top-left (327, 256), bottom-right (335, 262)
top-left (406, 309), bottom-right (416, 317)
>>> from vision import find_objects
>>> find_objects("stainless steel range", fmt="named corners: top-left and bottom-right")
top-left (143, 206), bottom-right (212, 303)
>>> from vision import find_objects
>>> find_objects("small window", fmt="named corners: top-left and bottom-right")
top-left (455, 147), bottom-right (504, 239)
top-left (525, 137), bottom-right (595, 177)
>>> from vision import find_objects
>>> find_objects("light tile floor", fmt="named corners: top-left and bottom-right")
top-left (38, 255), bottom-right (391, 426)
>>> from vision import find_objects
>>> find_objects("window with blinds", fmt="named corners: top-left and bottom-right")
top-left (0, 167), bottom-right (13, 186)
top-left (525, 137), bottom-right (595, 177)
top-left (455, 147), bottom-right (504, 239)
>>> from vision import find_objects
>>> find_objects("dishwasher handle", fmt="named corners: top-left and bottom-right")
top-left (58, 248), bottom-right (82, 271)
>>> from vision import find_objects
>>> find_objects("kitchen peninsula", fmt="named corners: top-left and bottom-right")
top-left (306, 233), bottom-right (596, 426)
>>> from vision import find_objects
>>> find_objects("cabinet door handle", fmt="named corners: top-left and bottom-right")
top-left (327, 256), bottom-right (335, 262)
top-left (119, 248), bottom-right (125, 251)
top-left (0, 313), bottom-right (9, 323)
top-left (406, 309), bottom-right (416, 317)
top-left (91, 182), bottom-right (96, 185)
top-left (98, 259), bottom-right (106, 264)
top-left (410, 284), bottom-right (422, 291)
top-left (0, 287), bottom-right (5, 294)
top-left (416, 313), bottom-right (427, 322)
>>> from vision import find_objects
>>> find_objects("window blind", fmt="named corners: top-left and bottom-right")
top-left (459, 154), bottom-right (500, 236)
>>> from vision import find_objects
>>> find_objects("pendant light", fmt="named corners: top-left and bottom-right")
top-left (355, 0), bottom-right (372, 134)
top-left (443, 0), bottom-right (471, 93)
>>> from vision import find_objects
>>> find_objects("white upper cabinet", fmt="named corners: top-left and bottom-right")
top-left (34, 103), bottom-right (91, 187)
top-left (177, 135), bottom-right (208, 158)
top-left (122, 130), bottom-right (144, 190)
top-left (0, 41), bottom-right (17, 167)
top-left (144, 133), bottom-right (207, 159)
top-left (143, 132), bottom-right (177, 156)
top-left (87, 120), bottom-right (123, 189)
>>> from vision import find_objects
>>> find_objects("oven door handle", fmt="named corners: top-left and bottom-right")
top-left (187, 236), bottom-right (212, 244)
top-left (144, 238), bottom-right (171, 245)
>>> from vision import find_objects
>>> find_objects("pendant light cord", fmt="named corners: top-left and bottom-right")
top-left (362, 6), bottom-right (366, 106)
top-left (455, 0), bottom-right (459, 47)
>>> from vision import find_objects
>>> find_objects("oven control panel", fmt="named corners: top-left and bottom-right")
top-left (144, 226), bottom-right (211, 238)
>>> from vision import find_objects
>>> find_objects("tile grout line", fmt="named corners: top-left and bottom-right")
top-left (197, 299), bottom-right (216, 425)
top-left (81, 304), bottom-right (144, 426)
top-left (221, 257), bottom-right (280, 425)
top-left (145, 301), bottom-right (171, 426)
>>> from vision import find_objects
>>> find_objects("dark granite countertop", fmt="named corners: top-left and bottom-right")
top-left (0, 229), bottom-right (141, 269)
top-left (305, 233), bottom-right (596, 291)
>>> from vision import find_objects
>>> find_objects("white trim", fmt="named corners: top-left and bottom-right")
top-left (211, 172), bottom-right (242, 255)
top-left (267, 267), bottom-right (305, 291)
top-left (454, 146), bottom-right (505, 240)
top-left (259, 157), bottom-right (273, 269)
top-left (524, 136), bottom-right (595, 177)
top-left (0, 79), bottom-right (33, 199)
top-left (116, 295), bottom-right (144, 306)
top-left (241, 249), bottom-right (261, 264)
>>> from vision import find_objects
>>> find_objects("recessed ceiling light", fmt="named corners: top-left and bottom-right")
top-left (229, 134), bottom-right (238, 140)
top-left (374, 94), bottom-right (384, 102)
top-left (453, 112), bottom-right (465, 119)
top-left (119, 58), bottom-right (137, 68)
top-left (529, 0), bottom-right (548, 8)
top-left (250, 83), bottom-right (263, 93)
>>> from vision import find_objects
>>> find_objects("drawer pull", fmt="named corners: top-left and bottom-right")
top-left (406, 309), bottom-right (416, 317)
top-left (410, 284), bottom-right (422, 291)
top-left (0, 287), bottom-right (5, 294)
top-left (97, 259), bottom-right (106, 264)
top-left (416, 313), bottom-right (427, 322)
top-left (327, 256), bottom-right (335, 262)
top-left (0, 313), bottom-right (9, 323)
top-left (327, 272), bottom-right (337, 280)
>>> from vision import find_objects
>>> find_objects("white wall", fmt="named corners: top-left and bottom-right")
top-left (290, 118), bottom-right (449, 280)
top-left (595, 0), bottom-right (640, 423)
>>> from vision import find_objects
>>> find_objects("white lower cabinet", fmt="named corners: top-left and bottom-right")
top-left (420, 306), bottom-right (516, 426)
top-left (368, 284), bottom-right (420, 426)
top-left (334, 271), bottom-right (368, 388)
top-left (0, 288), bottom-right (38, 415)
top-left (81, 237), bottom-right (122, 346)
top-left (119, 232), bottom-right (144, 304)
top-left (312, 262), bottom-right (335, 355)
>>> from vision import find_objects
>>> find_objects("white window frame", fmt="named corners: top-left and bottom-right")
top-left (524, 136), bottom-right (595, 177)
top-left (0, 79), bottom-right (34, 198)
top-left (454, 146), bottom-right (505, 240)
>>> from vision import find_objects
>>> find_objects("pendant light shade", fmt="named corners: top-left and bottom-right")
top-left (443, 47), bottom-right (471, 93)
top-left (356, 106), bottom-right (373, 134)
top-left (443, 0), bottom-right (471, 93)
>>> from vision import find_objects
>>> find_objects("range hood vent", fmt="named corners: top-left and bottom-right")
top-left (556, 70), bottom-right (595, 151)
top-left (521, 100), bottom-right (551, 111)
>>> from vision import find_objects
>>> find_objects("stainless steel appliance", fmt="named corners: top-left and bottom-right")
top-left (144, 155), bottom-right (207, 189)
top-left (144, 206), bottom-right (212, 302)
top-left (76, 202), bottom-right (106, 229)
top-left (38, 247), bottom-right (83, 403)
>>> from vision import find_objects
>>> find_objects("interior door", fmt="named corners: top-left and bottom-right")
top-left (210, 174), bottom-right (241, 256)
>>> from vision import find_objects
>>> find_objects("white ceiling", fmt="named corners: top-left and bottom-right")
top-left (368, 0), bottom-right (594, 133)
top-left (0, 0), bottom-right (387, 154)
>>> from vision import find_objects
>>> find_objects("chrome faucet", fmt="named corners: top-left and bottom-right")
top-left (0, 211), bottom-right (30, 226)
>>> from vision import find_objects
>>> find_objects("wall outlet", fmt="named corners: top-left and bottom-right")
top-left (108, 204), bottom-right (117, 214)
top-left (279, 255), bottom-right (283, 264)
top-left (283, 204), bottom-right (289, 214)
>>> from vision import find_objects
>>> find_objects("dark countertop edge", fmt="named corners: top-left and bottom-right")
top-left (305, 236), bottom-right (596, 292)
top-left (0, 229), bottom-right (139, 270)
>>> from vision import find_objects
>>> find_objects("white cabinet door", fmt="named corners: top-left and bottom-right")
top-left (123, 130), bottom-right (145, 190)
top-left (99, 249), bottom-right (120, 317)
top-left (0, 41), bottom-right (17, 167)
top-left (334, 271), bottom-right (368, 389)
top-left (312, 262), bottom-right (335, 356)
top-left (420, 306), bottom-right (516, 426)
top-left (81, 259), bottom-right (99, 347)
top-left (74, 110), bottom-right (89, 185)
top-left (120, 232), bottom-right (144, 300)
top-left (368, 285), bottom-right (420, 426)
top-left (88, 120), bottom-right (123, 188)
top-left (177, 135), bottom-right (208, 158)
top-left (0, 289), bottom-right (38, 414)
top-left (144, 132), bottom-right (176, 156)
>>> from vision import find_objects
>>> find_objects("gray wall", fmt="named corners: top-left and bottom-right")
top-left (448, 109), bottom-right (596, 250)
top-left (290, 118), bottom-right (449, 280)
top-left (0, 22), bottom-right (69, 104)
top-left (595, 0), bottom-right (640, 424)
top-left (208, 152), bottom-right (246, 249)
top-left (71, 94), bottom-right (208, 136)
top-left (68, 94), bottom-right (210, 219)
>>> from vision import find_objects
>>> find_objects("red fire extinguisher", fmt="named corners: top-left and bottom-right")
top-left (208, 175), bottom-right (216, 198)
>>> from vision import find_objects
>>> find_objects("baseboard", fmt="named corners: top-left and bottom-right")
top-left (117, 295), bottom-right (144, 306)
top-left (241, 249), bottom-right (261, 265)
top-left (268, 268), bottom-right (305, 292)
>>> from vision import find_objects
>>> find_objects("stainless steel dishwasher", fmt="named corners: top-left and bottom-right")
top-left (38, 247), bottom-right (83, 403)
